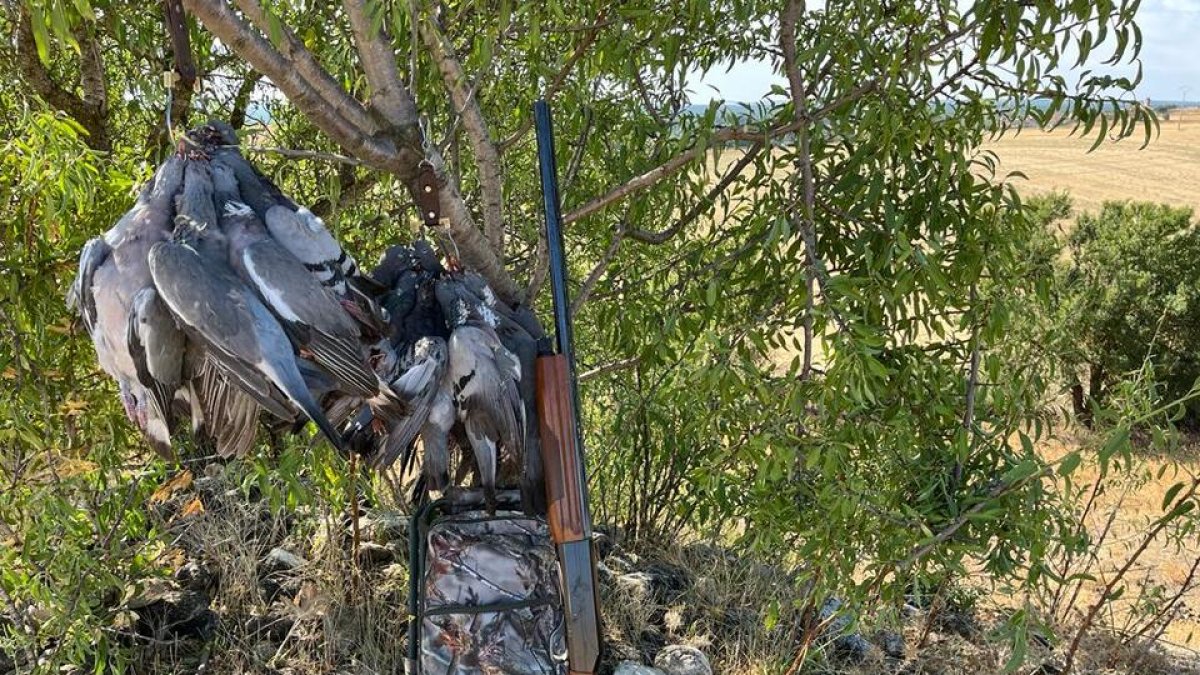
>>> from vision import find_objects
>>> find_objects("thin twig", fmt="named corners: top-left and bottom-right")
top-left (579, 357), bottom-right (639, 383)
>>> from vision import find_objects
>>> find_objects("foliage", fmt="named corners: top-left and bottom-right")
top-left (0, 0), bottom-right (1164, 671)
top-left (1055, 200), bottom-right (1200, 418)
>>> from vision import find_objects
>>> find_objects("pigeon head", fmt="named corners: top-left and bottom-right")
top-left (372, 244), bottom-right (415, 288)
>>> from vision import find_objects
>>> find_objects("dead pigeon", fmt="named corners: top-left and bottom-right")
top-left (364, 336), bottom-right (448, 472)
top-left (436, 273), bottom-right (525, 510)
top-left (148, 165), bottom-right (344, 453)
top-left (69, 156), bottom-right (185, 458)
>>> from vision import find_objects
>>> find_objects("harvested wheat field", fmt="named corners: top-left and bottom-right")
top-left (985, 118), bottom-right (1200, 217)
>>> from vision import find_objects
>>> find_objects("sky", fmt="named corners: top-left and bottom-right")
top-left (691, 0), bottom-right (1200, 104)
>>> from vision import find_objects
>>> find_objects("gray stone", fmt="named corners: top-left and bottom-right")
top-left (876, 629), bottom-right (906, 659)
top-left (355, 541), bottom-right (396, 567)
top-left (360, 510), bottom-right (407, 544)
top-left (261, 547), bottom-right (305, 574)
top-left (617, 572), bottom-right (654, 597)
top-left (818, 597), bottom-right (871, 663)
top-left (614, 662), bottom-right (666, 675)
top-left (653, 645), bottom-right (712, 675)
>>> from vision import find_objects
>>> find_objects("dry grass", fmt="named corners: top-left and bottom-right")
top-left (984, 123), bottom-right (1200, 217)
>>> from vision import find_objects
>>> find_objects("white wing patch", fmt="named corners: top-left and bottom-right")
top-left (243, 249), bottom-right (302, 322)
top-left (224, 201), bottom-right (254, 217)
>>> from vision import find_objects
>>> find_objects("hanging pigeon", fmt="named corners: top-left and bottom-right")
top-left (69, 156), bottom-right (185, 458)
top-left (71, 119), bottom-right (545, 514)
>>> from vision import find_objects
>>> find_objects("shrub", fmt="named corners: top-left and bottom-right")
top-left (1054, 200), bottom-right (1200, 420)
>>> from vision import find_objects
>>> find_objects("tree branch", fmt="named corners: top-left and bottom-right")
top-left (525, 224), bottom-right (550, 301)
top-left (186, 0), bottom-right (524, 305)
top-left (562, 120), bottom-right (802, 225)
top-left (229, 0), bottom-right (381, 135)
top-left (571, 220), bottom-right (625, 318)
top-left (228, 71), bottom-right (262, 129)
top-left (163, 0), bottom-right (195, 130)
top-left (14, 9), bottom-right (109, 150)
top-left (185, 0), bottom-right (394, 163)
top-left (627, 142), bottom-right (762, 244)
top-left (579, 357), bottom-right (639, 383)
top-left (421, 18), bottom-right (506, 257)
top-left (783, 0), bottom-right (850, 339)
top-left (343, 0), bottom-right (418, 128)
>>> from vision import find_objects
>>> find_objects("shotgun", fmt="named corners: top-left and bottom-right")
top-left (534, 99), bottom-right (602, 675)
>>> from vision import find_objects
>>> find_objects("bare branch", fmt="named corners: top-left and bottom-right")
top-left (343, 0), bottom-right (418, 128)
top-left (579, 357), bottom-right (639, 383)
top-left (422, 19), bottom-right (506, 256)
top-left (783, 0), bottom-right (850, 338)
top-left (631, 66), bottom-right (668, 128)
top-left (572, 221), bottom-right (625, 317)
top-left (562, 106), bottom-right (593, 196)
top-left (627, 142), bottom-right (762, 244)
top-left (186, 0), bottom-right (525, 305)
top-left (14, 9), bottom-right (109, 149)
top-left (562, 120), bottom-right (802, 225)
top-left (239, 145), bottom-right (363, 165)
top-left (229, 0), bottom-right (381, 135)
top-left (183, 0), bottom-right (395, 164)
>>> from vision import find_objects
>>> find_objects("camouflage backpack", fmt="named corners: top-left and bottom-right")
top-left (406, 491), bottom-right (569, 675)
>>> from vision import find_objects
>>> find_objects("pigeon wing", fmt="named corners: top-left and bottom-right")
top-left (240, 240), bottom-right (376, 397)
top-left (126, 287), bottom-right (185, 440)
top-left (368, 337), bottom-right (448, 471)
top-left (68, 237), bottom-right (111, 334)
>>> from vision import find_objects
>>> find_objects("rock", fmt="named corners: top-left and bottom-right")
top-left (354, 541), bottom-right (396, 567)
top-left (174, 560), bottom-right (218, 594)
top-left (644, 562), bottom-right (691, 603)
top-left (614, 662), bottom-right (666, 675)
top-left (817, 598), bottom-right (870, 664)
top-left (593, 529), bottom-right (615, 560)
top-left (653, 645), bottom-right (712, 675)
top-left (125, 578), bottom-right (216, 640)
top-left (259, 548), bottom-right (306, 603)
top-left (876, 630), bottom-right (906, 659)
top-left (617, 572), bottom-right (654, 598)
top-left (243, 606), bottom-right (295, 643)
top-left (360, 510), bottom-right (407, 545)
top-left (933, 608), bottom-right (978, 638)
top-left (261, 547), bottom-right (306, 574)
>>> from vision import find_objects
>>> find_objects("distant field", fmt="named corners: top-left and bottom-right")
top-left (985, 121), bottom-right (1200, 217)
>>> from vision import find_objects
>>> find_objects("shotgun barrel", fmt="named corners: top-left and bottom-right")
top-left (534, 99), bottom-right (602, 674)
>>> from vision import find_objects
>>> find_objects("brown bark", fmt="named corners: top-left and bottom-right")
top-left (421, 19), bottom-right (506, 257)
top-left (184, 0), bottom-right (523, 304)
top-left (14, 10), bottom-right (110, 150)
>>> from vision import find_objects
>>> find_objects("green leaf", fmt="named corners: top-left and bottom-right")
top-left (1058, 451), bottom-right (1081, 477)
top-left (1162, 482), bottom-right (1186, 512)
top-left (28, 7), bottom-right (52, 66)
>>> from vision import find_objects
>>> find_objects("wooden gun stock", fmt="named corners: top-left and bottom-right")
top-left (537, 354), bottom-right (588, 540)
top-left (537, 353), bottom-right (601, 674)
